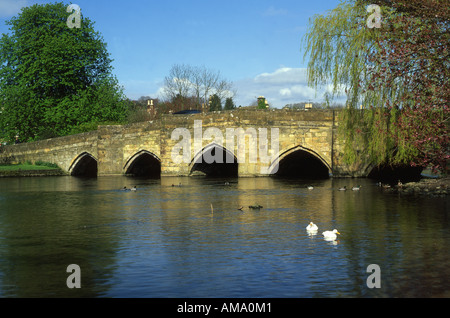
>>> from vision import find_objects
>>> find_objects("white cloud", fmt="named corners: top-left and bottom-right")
top-left (0, 0), bottom-right (28, 18)
top-left (290, 85), bottom-right (317, 98)
top-left (125, 67), bottom-right (347, 107)
top-left (255, 67), bottom-right (307, 84)
top-left (234, 67), bottom-right (346, 108)
top-left (279, 88), bottom-right (291, 96)
top-left (325, 83), bottom-right (347, 96)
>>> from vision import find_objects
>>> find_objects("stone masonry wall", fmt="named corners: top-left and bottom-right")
top-left (0, 131), bottom-right (98, 173)
top-left (0, 109), bottom-right (371, 177)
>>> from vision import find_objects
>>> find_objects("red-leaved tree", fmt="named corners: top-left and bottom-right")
top-left (366, 0), bottom-right (449, 172)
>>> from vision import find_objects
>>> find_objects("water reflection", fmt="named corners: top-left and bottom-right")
top-left (0, 176), bottom-right (448, 297)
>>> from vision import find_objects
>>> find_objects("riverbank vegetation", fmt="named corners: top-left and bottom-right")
top-left (303, 0), bottom-right (449, 175)
top-left (385, 176), bottom-right (450, 197)
top-left (0, 161), bottom-right (65, 177)
top-left (0, 164), bottom-right (55, 171)
top-left (0, 2), bottom-right (240, 142)
top-left (0, 161), bottom-right (61, 171)
top-left (0, 2), bottom-right (129, 144)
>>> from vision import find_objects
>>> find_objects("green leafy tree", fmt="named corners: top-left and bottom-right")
top-left (224, 97), bottom-right (236, 110)
top-left (0, 2), bottom-right (129, 142)
top-left (364, 0), bottom-right (449, 173)
top-left (303, 0), bottom-right (449, 173)
top-left (257, 97), bottom-right (267, 109)
top-left (303, 1), bottom-right (377, 108)
top-left (209, 94), bottom-right (222, 111)
top-left (303, 1), bottom-right (385, 169)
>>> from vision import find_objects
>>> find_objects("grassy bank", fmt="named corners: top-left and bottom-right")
top-left (0, 164), bottom-right (59, 171)
top-left (0, 163), bottom-right (66, 177)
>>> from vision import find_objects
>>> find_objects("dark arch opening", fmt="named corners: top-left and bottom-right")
top-left (71, 154), bottom-right (98, 178)
top-left (272, 149), bottom-right (330, 179)
top-left (368, 164), bottom-right (423, 183)
top-left (125, 152), bottom-right (161, 178)
top-left (191, 145), bottom-right (238, 177)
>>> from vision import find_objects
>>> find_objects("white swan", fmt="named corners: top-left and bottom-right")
top-left (306, 222), bottom-right (318, 231)
top-left (322, 229), bottom-right (340, 240)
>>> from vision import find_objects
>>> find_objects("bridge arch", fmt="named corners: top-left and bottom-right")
top-left (189, 143), bottom-right (238, 177)
top-left (267, 145), bottom-right (331, 179)
top-left (69, 152), bottom-right (98, 177)
top-left (367, 163), bottom-right (423, 183)
top-left (123, 150), bottom-right (161, 178)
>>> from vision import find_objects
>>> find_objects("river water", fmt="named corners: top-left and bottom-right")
top-left (0, 176), bottom-right (448, 298)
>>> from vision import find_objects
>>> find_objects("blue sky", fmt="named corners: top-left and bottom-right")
top-left (0, 0), bottom-right (345, 108)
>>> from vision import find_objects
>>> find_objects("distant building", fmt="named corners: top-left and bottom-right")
top-left (257, 96), bottom-right (269, 109)
top-left (146, 99), bottom-right (158, 117)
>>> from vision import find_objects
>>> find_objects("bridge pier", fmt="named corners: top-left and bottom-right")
top-left (96, 125), bottom-right (128, 176)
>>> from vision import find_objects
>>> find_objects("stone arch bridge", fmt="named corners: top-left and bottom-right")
top-left (0, 109), bottom-right (370, 178)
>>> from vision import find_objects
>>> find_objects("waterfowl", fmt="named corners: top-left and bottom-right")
top-left (238, 206), bottom-right (244, 211)
top-left (397, 180), bottom-right (403, 187)
top-left (383, 184), bottom-right (391, 188)
top-left (131, 186), bottom-right (137, 191)
top-left (338, 186), bottom-right (347, 191)
top-left (307, 186), bottom-right (314, 190)
top-left (322, 229), bottom-right (340, 240)
top-left (306, 222), bottom-right (318, 231)
top-left (352, 185), bottom-right (361, 191)
top-left (121, 186), bottom-right (129, 191)
top-left (248, 205), bottom-right (263, 209)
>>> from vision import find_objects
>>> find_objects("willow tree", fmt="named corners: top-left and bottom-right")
top-left (303, 0), bottom-right (449, 173)
top-left (303, 0), bottom-right (385, 167)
